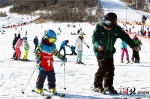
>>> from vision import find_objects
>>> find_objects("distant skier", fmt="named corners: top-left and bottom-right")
top-left (22, 37), bottom-right (30, 61)
top-left (148, 31), bottom-right (150, 37)
top-left (33, 36), bottom-right (39, 53)
top-left (59, 40), bottom-right (70, 56)
top-left (75, 31), bottom-right (89, 64)
top-left (12, 33), bottom-right (18, 58)
top-left (77, 28), bottom-right (82, 34)
top-left (120, 40), bottom-right (130, 63)
top-left (131, 34), bottom-right (142, 63)
top-left (14, 33), bottom-right (23, 60)
top-left (66, 45), bottom-right (77, 55)
top-left (34, 29), bottom-right (67, 94)
top-left (58, 27), bottom-right (61, 35)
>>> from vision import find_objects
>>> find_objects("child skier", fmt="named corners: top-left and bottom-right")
top-left (34, 29), bottom-right (67, 94)
top-left (121, 40), bottom-right (130, 63)
top-left (22, 37), bottom-right (30, 61)
top-left (131, 34), bottom-right (142, 63)
top-left (66, 45), bottom-right (77, 55)
top-left (75, 31), bottom-right (89, 64)
top-left (14, 33), bottom-right (23, 60)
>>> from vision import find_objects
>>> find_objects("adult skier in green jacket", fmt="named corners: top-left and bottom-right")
top-left (92, 12), bottom-right (139, 94)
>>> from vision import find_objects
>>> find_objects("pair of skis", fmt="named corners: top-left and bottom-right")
top-left (32, 89), bottom-right (65, 99)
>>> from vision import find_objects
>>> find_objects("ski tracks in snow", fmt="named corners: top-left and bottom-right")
top-left (0, 73), bottom-right (15, 87)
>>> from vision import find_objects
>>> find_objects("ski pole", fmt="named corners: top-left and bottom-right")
top-left (21, 47), bottom-right (40, 94)
top-left (60, 61), bottom-right (66, 90)
top-left (63, 62), bottom-right (66, 90)
top-left (22, 65), bottom-right (37, 94)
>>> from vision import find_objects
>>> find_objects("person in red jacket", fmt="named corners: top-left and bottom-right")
top-left (14, 33), bottom-right (23, 60)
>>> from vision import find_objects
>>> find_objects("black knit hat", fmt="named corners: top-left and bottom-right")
top-left (105, 12), bottom-right (117, 23)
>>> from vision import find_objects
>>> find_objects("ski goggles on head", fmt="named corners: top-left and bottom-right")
top-left (48, 37), bottom-right (57, 43)
top-left (104, 20), bottom-right (112, 26)
top-left (103, 17), bottom-right (117, 29)
top-left (103, 19), bottom-right (112, 28)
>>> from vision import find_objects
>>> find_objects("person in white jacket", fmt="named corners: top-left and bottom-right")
top-left (75, 31), bottom-right (89, 64)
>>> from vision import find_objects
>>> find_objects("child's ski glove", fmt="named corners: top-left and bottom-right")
top-left (62, 56), bottom-right (67, 62)
top-left (36, 58), bottom-right (40, 64)
top-left (36, 64), bottom-right (40, 70)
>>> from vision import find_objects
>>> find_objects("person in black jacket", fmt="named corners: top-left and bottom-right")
top-left (33, 36), bottom-right (39, 53)
top-left (12, 33), bottom-right (19, 58)
top-left (92, 12), bottom-right (139, 94)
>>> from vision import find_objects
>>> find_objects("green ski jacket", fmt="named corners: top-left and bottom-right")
top-left (92, 22), bottom-right (136, 58)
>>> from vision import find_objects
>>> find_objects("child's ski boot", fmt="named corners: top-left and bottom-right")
top-left (36, 88), bottom-right (43, 94)
top-left (49, 88), bottom-right (56, 93)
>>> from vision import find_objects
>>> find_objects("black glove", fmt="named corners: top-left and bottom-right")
top-left (62, 56), bottom-right (67, 62)
top-left (98, 48), bottom-right (108, 59)
top-left (98, 50), bottom-right (105, 59)
top-left (74, 47), bottom-right (76, 49)
top-left (87, 45), bottom-right (90, 48)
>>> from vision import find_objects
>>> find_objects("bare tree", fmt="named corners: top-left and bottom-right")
top-left (8, 0), bottom-right (104, 22)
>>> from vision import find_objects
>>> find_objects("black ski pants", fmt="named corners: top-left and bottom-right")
top-left (131, 49), bottom-right (140, 61)
top-left (94, 56), bottom-right (115, 88)
top-left (34, 45), bottom-right (38, 53)
top-left (36, 69), bottom-right (56, 89)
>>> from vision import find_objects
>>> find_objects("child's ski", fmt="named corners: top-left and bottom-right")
top-left (31, 89), bottom-right (51, 99)
top-left (43, 89), bottom-right (66, 97)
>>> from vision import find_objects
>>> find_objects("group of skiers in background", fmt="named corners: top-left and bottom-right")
top-left (11, 28), bottom-right (90, 65)
top-left (121, 29), bottom-right (142, 63)
top-left (12, 31), bottom-right (29, 61)
top-left (12, 31), bottom-right (38, 61)
top-left (11, 26), bottom-right (142, 64)
top-left (58, 31), bottom-right (90, 64)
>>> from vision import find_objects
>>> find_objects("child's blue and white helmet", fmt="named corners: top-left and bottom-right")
top-left (46, 29), bottom-right (57, 39)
